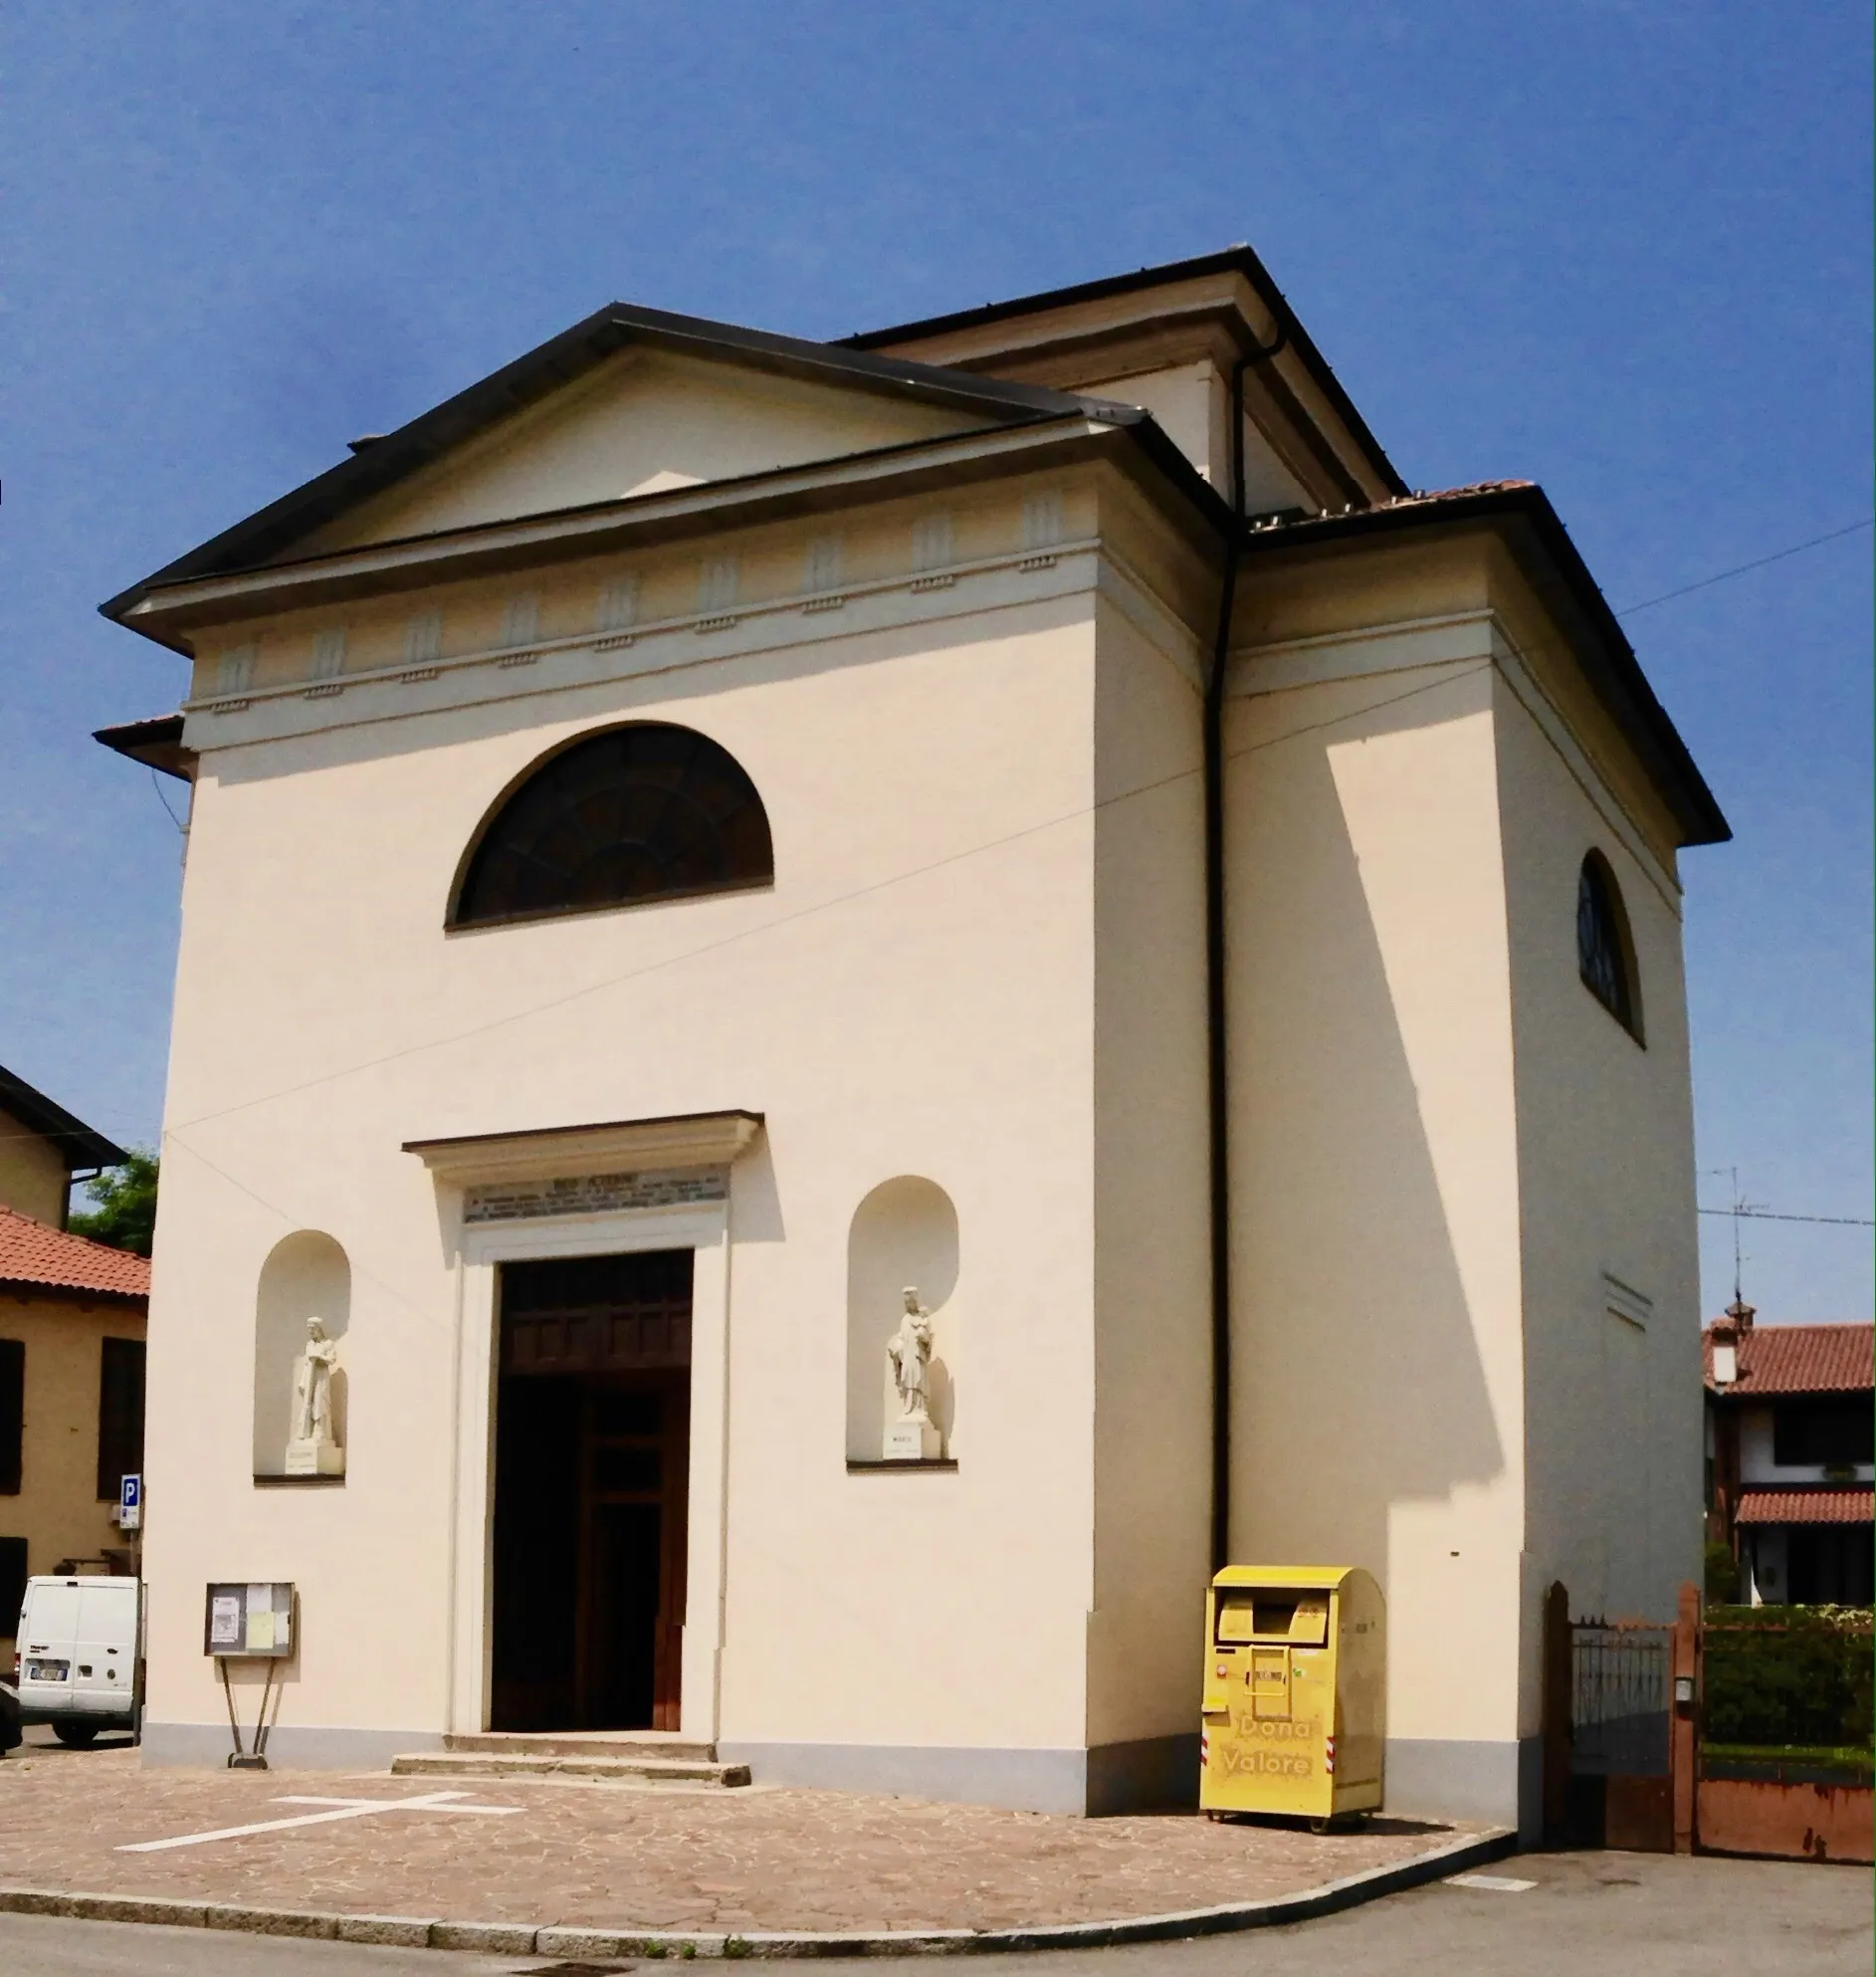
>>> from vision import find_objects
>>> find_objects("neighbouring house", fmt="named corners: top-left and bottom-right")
top-left (1705, 1302), bottom-right (1874, 1606)
top-left (93, 246), bottom-right (1726, 1831)
top-left (0, 1070), bottom-right (148, 1651)
top-left (0, 1063), bottom-right (126, 1231)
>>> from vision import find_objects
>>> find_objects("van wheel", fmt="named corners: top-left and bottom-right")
top-left (53, 1721), bottom-right (100, 1748)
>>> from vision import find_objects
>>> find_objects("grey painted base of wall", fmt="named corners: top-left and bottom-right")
top-left (734, 1735), bottom-right (1532, 1825)
top-left (140, 1721), bottom-right (1536, 1835)
top-left (1383, 1736), bottom-right (1542, 1840)
top-left (721, 1735), bottom-right (1198, 1817)
top-left (140, 1722), bottom-right (444, 1770)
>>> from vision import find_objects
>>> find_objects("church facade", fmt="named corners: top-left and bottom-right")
top-left (99, 249), bottom-right (1727, 1830)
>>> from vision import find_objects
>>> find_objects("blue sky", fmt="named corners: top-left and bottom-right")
top-left (4, 3), bottom-right (1869, 1318)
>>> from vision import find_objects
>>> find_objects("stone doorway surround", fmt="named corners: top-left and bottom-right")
top-left (404, 1110), bottom-right (763, 1751)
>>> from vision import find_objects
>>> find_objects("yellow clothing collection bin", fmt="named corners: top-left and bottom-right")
top-left (1199, 1565), bottom-right (1385, 1824)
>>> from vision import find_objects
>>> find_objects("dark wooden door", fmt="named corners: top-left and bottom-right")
top-left (490, 1250), bottom-right (692, 1733)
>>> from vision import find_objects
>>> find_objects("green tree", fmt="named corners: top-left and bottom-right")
top-left (68, 1148), bottom-right (159, 1256)
top-left (1704, 1540), bottom-right (1742, 1604)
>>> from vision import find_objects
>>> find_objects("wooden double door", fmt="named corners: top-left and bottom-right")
top-left (490, 1249), bottom-right (692, 1732)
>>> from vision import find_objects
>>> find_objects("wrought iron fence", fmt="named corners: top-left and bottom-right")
top-left (1571, 1622), bottom-right (1672, 1778)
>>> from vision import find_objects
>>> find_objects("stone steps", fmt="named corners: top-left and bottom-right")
top-left (390, 1732), bottom-right (749, 1788)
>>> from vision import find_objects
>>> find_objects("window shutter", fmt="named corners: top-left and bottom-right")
top-left (0, 1339), bottom-right (22, 1495)
top-left (97, 1338), bottom-right (145, 1502)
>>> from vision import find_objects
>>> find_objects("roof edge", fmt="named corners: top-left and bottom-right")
top-left (0, 1065), bottom-right (128, 1171)
top-left (1237, 484), bottom-right (1731, 848)
top-left (101, 303), bottom-right (1120, 629)
top-left (839, 246), bottom-right (1410, 500)
top-left (0, 1274), bottom-right (150, 1309)
top-left (95, 713), bottom-right (193, 781)
top-left (108, 409), bottom-right (1233, 638)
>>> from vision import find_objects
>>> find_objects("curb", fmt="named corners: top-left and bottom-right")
top-left (0, 1826), bottom-right (1516, 1959)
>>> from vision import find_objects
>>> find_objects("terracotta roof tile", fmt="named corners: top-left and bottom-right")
top-left (1704, 1321), bottom-right (1873, 1397)
top-left (0, 1206), bottom-right (150, 1301)
top-left (1735, 1486), bottom-right (1874, 1527)
top-left (1387, 479), bottom-right (1539, 505)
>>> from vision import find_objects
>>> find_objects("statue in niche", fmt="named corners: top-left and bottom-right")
top-left (285, 1316), bottom-right (344, 1476)
top-left (883, 1287), bottom-right (939, 1460)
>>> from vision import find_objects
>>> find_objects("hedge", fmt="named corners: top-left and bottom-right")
top-left (1703, 1605), bottom-right (1874, 1750)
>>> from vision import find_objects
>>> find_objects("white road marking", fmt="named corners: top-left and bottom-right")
top-left (116, 1789), bottom-right (521, 1853)
top-left (1446, 1871), bottom-right (1538, 1892)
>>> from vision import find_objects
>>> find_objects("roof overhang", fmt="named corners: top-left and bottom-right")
top-left (0, 1065), bottom-right (128, 1171)
top-left (0, 1275), bottom-right (148, 1309)
top-left (104, 410), bottom-right (1231, 647)
top-left (94, 713), bottom-right (195, 781)
top-left (842, 246), bottom-right (1409, 507)
top-left (1735, 1486), bottom-right (1875, 1527)
top-left (1236, 484), bottom-right (1731, 849)
top-left (403, 1109), bottom-right (764, 1187)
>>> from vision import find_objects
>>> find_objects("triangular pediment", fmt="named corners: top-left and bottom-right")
top-left (308, 345), bottom-right (997, 554)
top-left (104, 304), bottom-right (1092, 611)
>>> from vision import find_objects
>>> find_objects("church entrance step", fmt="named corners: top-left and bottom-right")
top-left (443, 1730), bottom-right (720, 1762)
top-left (390, 1747), bottom-right (750, 1787)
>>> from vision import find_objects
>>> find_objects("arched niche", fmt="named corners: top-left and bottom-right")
top-left (846, 1178), bottom-right (959, 1461)
top-left (253, 1231), bottom-right (351, 1476)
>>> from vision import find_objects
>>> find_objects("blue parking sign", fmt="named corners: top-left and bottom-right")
top-left (119, 1474), bottom-right (142, 1530)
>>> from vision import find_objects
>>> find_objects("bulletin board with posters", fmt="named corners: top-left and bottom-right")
top-left (204, 1582), bottom-right (296, 1658)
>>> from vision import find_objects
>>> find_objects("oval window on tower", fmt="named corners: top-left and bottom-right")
top-left (1576, 850), bottom-right (1642, 1042)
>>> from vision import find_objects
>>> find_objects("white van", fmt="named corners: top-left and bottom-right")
top-left (14, 1576), bottom-right (142, 1745)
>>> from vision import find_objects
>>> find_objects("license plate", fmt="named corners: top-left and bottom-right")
top-left (26, 1659), bottom-right (70, 1681)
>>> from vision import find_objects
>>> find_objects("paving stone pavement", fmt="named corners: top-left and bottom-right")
top-left (0, 1747), bottom-right (1481, 1935)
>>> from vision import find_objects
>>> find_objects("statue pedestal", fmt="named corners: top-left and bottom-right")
top-left (285, 1435), bottom-right (344, 1477)
top-left (882, 1416), bottom-right (939, 1461)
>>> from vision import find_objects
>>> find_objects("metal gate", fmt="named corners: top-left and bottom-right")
top-left (1572, 1622), bottom-right (1672, 1777)
top-left (1541, 1583), bottom-right (1678, 1850)
top-left (1543, 1581), bottom-right (1872, 1861)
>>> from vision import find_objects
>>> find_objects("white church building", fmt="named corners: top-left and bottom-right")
top-left (97, 248), bottom-right (1727, 1830)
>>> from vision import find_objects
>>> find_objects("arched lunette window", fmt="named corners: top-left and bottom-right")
top-left (1577, 851), bottom-right (1642, 1042)
top-left (451, 722), bottom-right (773, 928)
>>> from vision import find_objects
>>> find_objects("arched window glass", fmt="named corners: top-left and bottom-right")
top-left (1577, 852), bottom-right (1641, 1040)
top-left (452, 723), bottom-right (772, 928)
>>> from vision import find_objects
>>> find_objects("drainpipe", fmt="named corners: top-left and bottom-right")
top-left (1206, 329), bottom-right (1284, 1575)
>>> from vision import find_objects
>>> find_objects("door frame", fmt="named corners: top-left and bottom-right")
top-left (452, 1202), bottom-right (731, 1744)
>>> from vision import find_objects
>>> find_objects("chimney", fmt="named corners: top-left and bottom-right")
top-left (1711, 1300), bottom-right (1754, 1389)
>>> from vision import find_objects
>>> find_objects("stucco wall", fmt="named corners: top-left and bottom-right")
top-left (142, 554), bottom-right (1107, 1762)
top-left (0, 1110), bottom-right (69, 1225)
top-left (1496, 659), bottom-right (1704, 1646)
top-left (1223, 609), bottom-right (1530, 1810)
top-left (1086, 589), bottom-right (1210, 1756)
top-left (0, 1294), bottom-right (144, 1644)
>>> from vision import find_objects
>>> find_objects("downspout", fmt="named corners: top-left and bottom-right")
top-left (1206, 329), bottom-right (1283, 1574)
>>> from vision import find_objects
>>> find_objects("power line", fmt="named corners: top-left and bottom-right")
top-left (166, 662), bottom-right (1491, 1141)
top-left (1698, 1207), bottom-right (1873, 1228)
top-left (140, 515), bottom-right (1874, 1146)
top-left (1615, 517), bottom-right (1874, 619)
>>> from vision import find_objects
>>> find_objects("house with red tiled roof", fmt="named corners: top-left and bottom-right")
top-left (1705, 1300), bottom-right (1873, 1606)
top-left (0, 1070), bottom-right (148, 1654)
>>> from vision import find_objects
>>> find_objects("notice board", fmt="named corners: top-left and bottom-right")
top-left (204, 1581), bottom-right (296, 1658)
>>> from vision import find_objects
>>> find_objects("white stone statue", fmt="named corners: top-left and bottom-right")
top-left (883, 1287), bottom-right (939, 1460)
top-left (285, 1317), bottom-right (344, 1476)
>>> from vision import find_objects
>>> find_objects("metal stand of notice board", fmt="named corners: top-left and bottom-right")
top-left (204, 1582), bottom-right (297, 1771)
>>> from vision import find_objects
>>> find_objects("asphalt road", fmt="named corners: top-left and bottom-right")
top-left (0, 1850), bottom-right (1868, 1975)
